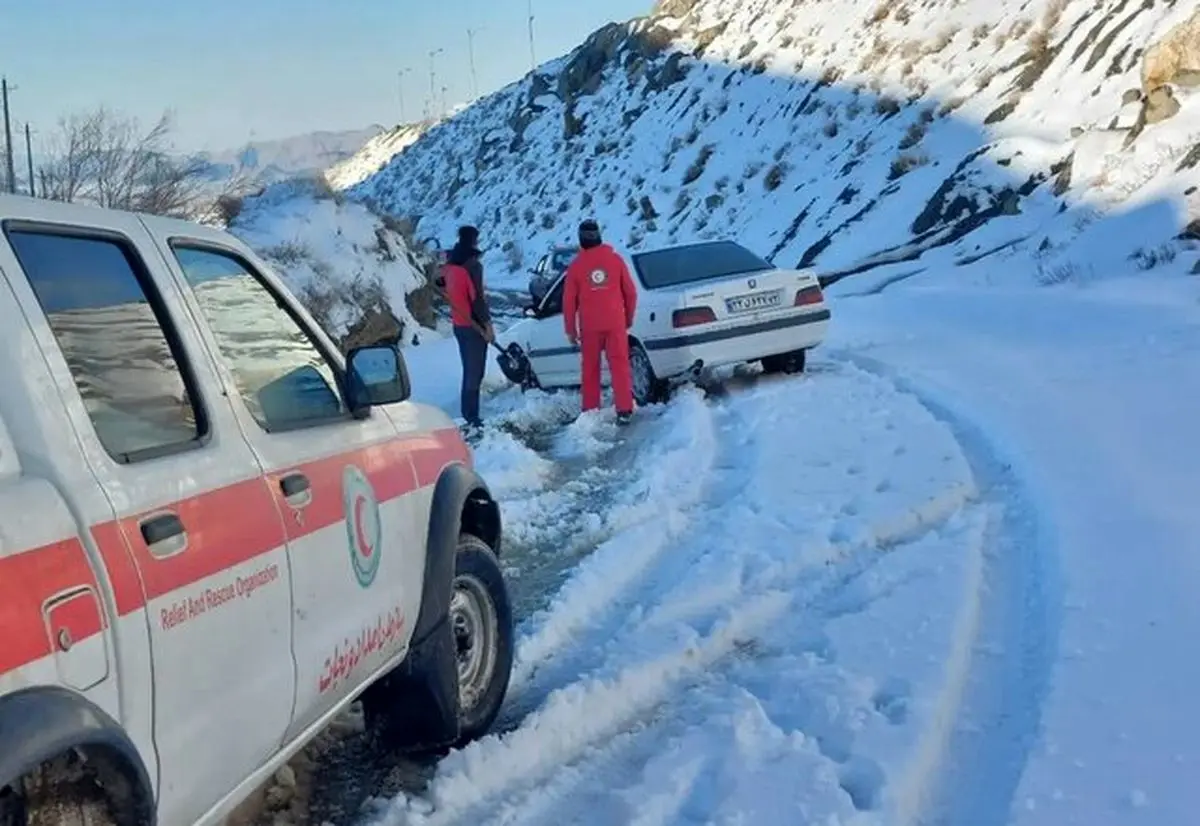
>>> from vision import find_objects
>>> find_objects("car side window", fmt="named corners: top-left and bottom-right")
top-left (5, 227), bottom-right (206, 463)
top-left (170, 244), bottom-right (347, 432)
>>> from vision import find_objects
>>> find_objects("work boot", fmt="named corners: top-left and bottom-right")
top-left (616, 411), bottom-right (633, 427)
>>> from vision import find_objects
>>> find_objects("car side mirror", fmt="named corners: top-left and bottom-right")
top-left (346, 343), bottom-right (411, 411)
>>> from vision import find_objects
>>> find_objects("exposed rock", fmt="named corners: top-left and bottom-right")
top-left (654, 0), bottom-right (701, 19)
top-left (1144, 84), bottom-right (1182, 124)
top-left (1142, 7), bottom-right (1200, 93)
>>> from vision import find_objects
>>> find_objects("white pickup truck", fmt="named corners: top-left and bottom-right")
top-left (0, 195), bottom-right (514, 825)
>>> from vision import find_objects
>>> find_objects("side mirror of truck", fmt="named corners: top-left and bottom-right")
top-left (346, 343), bottom-right (411, 412)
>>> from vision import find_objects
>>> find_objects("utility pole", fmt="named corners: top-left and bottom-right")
top-left (24, 124), bottom-right (34, 198)
top-left (440, 85), bottom-right (448, 119)
top-left (428, 48), bottom-right (444, 121)
top-left (527, 0), bottom-right (537, 73)
top-left (466, 28), bottom-right (481, 100)
top-left (1, 78), bottom-right (15, 194)
top-left (398, 68), bottom-right (412, 124)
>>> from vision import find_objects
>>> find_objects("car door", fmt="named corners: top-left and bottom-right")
top-left (157, 235), bottom-right (425, 741)
top-left (1, 217), bottom-right (296, 825)
top-left (525, 273), bottom-right (583, 386)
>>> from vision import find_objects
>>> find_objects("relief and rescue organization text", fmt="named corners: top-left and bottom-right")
top-left (158, 563), bottom-right (281, 631)
top-left (318, 604), bottom-right (406, 694)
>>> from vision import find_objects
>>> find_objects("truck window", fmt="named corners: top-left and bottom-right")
top-left (170, 244), bottom-right (347, 432)
top-left (5, 228), bottom-right (205, 463)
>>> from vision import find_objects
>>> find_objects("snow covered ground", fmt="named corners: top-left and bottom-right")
top-left (360, 229), bottom-right (1199, 825)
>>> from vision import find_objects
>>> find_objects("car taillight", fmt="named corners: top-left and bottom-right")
top-left (794, 285), bottom-right (824, 306)
top-left (672, 307), bottom-right (717, 328)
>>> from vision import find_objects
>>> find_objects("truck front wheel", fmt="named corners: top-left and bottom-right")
top-left (450, 533), bottom-right (514, 745)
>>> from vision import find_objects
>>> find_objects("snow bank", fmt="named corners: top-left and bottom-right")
top-left (368, 361), bottom-right (987, 825)
top-left (227, 177), bottom-right (444, 345)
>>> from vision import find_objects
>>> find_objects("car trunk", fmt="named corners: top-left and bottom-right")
top-left (670, 269), bottom-right (822, 329)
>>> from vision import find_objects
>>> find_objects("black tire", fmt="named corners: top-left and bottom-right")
top-left (761, 349), bottom-right (807, 375)
top-left (629, 341), bottom-right (668, 406)
top-left (450, 533), bottom-right (514, 746)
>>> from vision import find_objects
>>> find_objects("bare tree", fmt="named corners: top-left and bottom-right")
top-left (39, 107), bottom-right (209, 218)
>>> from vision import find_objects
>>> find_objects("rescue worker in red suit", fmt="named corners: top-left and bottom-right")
top-left (562, 219), bottom-right (638, 425)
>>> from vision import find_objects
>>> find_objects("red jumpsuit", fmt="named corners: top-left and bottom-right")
top-left (562, 243), bottom-right (639, 414)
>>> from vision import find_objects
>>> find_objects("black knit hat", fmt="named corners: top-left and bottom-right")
top-left (457, 225), bottom-right (480, 248)
top-left (578, 219), bottom-right (602, 249)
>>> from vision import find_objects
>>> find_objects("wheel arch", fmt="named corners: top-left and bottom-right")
top-left (0, 686), bottom-right (155, 824)
top-left (359, 461), bottom-right (501, 752)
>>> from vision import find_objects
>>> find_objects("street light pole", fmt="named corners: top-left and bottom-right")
top-left (428, 48), bottom-right (444, 120)
top-left (466, 28), bottom-right (481, 101)
top-left (526, 0), bottom-right (536, 73)
top-left (398, 67), bottom-right (412, 124)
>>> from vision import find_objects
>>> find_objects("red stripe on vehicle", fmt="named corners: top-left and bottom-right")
top-left (0, 427), bottom-right (468, 677)
top-left (0, 538), bottom-right (101, 675)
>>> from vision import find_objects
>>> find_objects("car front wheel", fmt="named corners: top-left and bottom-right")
top-left (450, 533), bottom-right (514, 745)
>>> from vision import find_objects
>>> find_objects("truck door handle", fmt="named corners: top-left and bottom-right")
top-left (279, 472), bottom-right (312, 508)
top-left (140, 512), bottom-right (187, 557)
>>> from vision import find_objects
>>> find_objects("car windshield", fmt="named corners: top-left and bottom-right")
top-left (632, 241), bottom-right (773, 289)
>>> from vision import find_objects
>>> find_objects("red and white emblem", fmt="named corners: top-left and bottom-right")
top-left (589, 269), bottom-right (608, 285)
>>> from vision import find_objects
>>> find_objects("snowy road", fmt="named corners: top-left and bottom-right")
top-left (830, 278), bottom-right (1200, 825)
top-left (364, 354), bottom-right (986, 825)
top-left (309, 272), bottom-right (1200, 826)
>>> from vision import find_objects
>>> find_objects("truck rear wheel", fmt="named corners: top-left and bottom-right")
top-left (11, 753), bottom-right (120, 826)
top-left (451, 533), bottom-right (514, 745)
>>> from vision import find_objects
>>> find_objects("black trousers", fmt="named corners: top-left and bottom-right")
top-left (453, 325), bottom-right (487, 425)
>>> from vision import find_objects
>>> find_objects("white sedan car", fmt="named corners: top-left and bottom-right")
top-left (499, 239), bottom-right (831, 405)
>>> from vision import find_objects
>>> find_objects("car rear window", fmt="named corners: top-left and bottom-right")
top-left (632, 241), bottom-right (773, 289)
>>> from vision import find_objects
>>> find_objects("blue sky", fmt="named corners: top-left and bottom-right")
top-left (0, 0), bottom-right (651, 153)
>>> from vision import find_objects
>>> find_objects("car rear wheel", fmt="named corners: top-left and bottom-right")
top-left (450, 533), bottom-right (513, 745)
top-left (630, 341), bottom-right (668, 406)
top-left (761, 349), bottom-right (806, 375)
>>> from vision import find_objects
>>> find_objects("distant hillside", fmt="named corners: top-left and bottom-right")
top-left (345, 0), bottom-right (1200, 289)
top-left (196, 126), bottom-right (388, 188)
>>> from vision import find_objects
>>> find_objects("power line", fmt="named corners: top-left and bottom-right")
top-left (1, 78), bottom-right (15, 194)
top-left (24, 123), bottom-right (34, 198)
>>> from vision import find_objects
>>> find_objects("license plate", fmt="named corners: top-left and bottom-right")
top-left (725, 290), bottom-right (782, 314)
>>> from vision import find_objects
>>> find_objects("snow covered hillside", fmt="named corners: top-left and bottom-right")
top-left (326, 122), bottom-right (432, 191)
top-left (348, 0), bottom-right (1200, 289)
top-left (226, 177), bottom-right (445, 348)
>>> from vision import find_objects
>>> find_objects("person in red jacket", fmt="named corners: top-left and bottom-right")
top-left (440, 225), bottom-right (494, 432)
top-left (562, 219), bottom-right (638, 425)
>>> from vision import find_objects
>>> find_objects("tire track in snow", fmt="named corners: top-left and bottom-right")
top-left (837, 352), bottom-right (1060, 826)
top-left (364, 370), bottom-right (982, 826)
top-left (247, 394), bottom-right (681, 826)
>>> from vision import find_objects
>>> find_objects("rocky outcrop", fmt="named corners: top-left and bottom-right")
top-left (1143, 8), bottom-right (1200, 92)
top-left (1138, 8), bottom-right (1200, 125)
